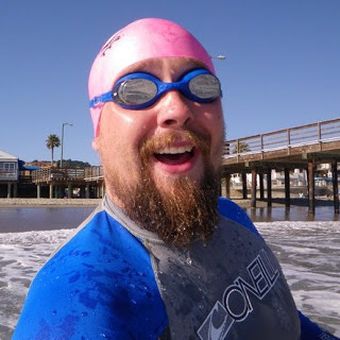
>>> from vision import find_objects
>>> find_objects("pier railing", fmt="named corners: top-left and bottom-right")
top-left (32, 168), bottom-right (85, 183)
top-left (84, 166), bottom-right (103, 181)
top-left (224, 117), bottom-right (340, 158)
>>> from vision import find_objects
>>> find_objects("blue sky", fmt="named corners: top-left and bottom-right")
top-left (1, 0), bottom-right (340, 165)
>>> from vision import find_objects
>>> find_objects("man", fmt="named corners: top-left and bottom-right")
top-left (14, 18), bottom-right (337, 339)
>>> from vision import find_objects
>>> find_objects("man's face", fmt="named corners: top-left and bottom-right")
top-left (94, 57), bottom-right (225, 246)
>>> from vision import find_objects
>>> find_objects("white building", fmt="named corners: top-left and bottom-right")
top-left (229, 169), bottom-right (307, 188)
top-left (0, 149), bottom-right (18, 197)
top-left (272, 169), bottom-right (307, 187)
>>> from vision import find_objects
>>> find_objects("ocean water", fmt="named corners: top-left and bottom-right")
top-left (0, 220), bottom-right (339, 339)
top-left (258, 221), bottom-right (340, 336)
top-left (0, 207), bottom-right (95, 233)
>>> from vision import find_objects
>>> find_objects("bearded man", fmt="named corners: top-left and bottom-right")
top-left (14, 18), bottom-right (337, 340)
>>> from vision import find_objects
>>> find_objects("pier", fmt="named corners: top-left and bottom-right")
top-left (32, 168), bottom-right (86, 198)
top-left (30, 166), bottom-right (105, 199)
top-left (223, 118), bottom-right (340, 214)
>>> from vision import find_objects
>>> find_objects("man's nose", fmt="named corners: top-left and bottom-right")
top-left (156, 90), bottom-right (194, 128)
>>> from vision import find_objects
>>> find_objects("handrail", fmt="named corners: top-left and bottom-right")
top-left (84, 166), bottom-right (103, 180)
top-left (31, 167), bottom-right (105, 183)
top-left (32, 168), bottom-right (85, 183)
top-left (224, 117), bottom-right (340, 157)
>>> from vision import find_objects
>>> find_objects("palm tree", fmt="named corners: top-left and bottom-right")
top-left (46, 134), bottom-right (61, 167)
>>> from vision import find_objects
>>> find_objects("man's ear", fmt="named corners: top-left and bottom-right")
top-left (92, 117), bottom-right (102, 151)
top-left (92, 137), bottom-right (99, 151)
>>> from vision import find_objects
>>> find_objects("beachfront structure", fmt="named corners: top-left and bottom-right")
top-left (223, 117), bottom-right (340, 213)
top-left (0, 149), bottom-right (18, 198)
top-left (30, 166), bottom-right (105, 199)
top-left (31, 168), bottom-right (86, 199)
top-left (17, 162), bottom-right (41, 197)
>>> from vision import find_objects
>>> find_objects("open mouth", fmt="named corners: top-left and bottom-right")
top-left (154, 146), bottom-right (195, 165)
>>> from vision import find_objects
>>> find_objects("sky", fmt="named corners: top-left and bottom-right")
top-left (1, 0), bottom-right (340, 165)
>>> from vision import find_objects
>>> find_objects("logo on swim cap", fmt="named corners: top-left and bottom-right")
top-left (101, 34), bottom-right (121, 56)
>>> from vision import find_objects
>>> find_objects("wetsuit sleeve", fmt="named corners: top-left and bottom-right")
top-left (13, 211), bottom-right (168, 340)
top-left (217, 197), bottom-right (340, 340)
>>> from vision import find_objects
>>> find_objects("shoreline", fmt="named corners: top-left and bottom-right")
top-left (0, 198), bottom-right (278, 208)
top-left (0, 197), bottom-right (333, 209)
top-left (0, 198), bottom-right (101, 208)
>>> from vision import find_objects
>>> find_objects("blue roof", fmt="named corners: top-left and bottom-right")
top-left (18, 160), bottom-right (41, 171)
top-left (22, 165), bottom-right (41, 171)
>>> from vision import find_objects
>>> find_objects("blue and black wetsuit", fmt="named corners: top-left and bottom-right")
top-left (13, 197), bottom-right (338, 339)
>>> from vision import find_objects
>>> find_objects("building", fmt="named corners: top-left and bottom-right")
top-left (17, 161), bottom-right (41, 197)
top-left (0, 149), bottom-right (19, 198)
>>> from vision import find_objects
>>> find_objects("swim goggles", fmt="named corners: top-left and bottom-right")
top-left (89, 68), bottom-right (222, 110)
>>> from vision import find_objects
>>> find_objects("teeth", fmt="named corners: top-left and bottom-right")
top-left (157, 146), bottom-right (193, 154)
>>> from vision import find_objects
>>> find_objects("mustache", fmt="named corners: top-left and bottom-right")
top-left (139, 129), bottom-right (211, 160)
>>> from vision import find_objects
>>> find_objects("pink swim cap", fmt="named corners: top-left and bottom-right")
top-left (88, 18), bottom-right (215, 136)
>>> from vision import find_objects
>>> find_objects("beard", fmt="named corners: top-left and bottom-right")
top-left (105, 130), bottom-right (222, 247)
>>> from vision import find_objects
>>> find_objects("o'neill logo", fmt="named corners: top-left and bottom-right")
top-left (197, 249), bottom-right (279, 340)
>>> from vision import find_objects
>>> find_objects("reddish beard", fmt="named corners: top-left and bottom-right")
top-left (108, 130), bottom-right (221, 247)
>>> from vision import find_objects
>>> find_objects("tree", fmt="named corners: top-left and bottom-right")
top-left (56, 159), bottom-right (91, 168)
top-left (46, 134), bottom-right (61, 167)
top-left (233, 141), bottom-right (250, 154)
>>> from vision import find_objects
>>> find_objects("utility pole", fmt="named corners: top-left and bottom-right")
top-left (60, 122), bottom-right (73, 168)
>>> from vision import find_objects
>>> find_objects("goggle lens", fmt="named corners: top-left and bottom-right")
top-left (188, 74), bottom-right (221, 100)
top-left (116, 79), bottom-right (157, 105)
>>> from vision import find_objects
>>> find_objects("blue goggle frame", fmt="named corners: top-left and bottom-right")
top-left (89, 68), bottom-right (222, 110)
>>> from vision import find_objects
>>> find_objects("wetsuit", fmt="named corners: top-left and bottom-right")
top-left (13, 197), bottom-right (338, 339)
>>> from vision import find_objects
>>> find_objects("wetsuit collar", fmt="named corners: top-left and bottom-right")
top-left (103, 195), bottom-right (164, 244)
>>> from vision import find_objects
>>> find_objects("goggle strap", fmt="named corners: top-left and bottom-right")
top-left (89, 91), bottom-right (113, 108)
